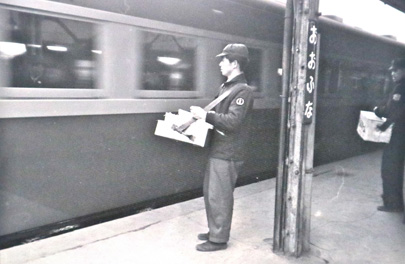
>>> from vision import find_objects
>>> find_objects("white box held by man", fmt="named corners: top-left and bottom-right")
top-left (357, 110), bottom-right (393, 143)
top-left (155, 109), bottom-right (213, 147)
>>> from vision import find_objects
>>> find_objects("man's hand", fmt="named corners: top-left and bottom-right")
top-left (190, 106), bottom-right (207, 120)
top-left (377, 122), bottom-right (390, 132)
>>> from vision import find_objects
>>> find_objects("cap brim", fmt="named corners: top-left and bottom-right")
top-left (216, 52), bottom-right (228, 57)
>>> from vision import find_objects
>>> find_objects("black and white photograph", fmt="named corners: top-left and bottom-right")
top-left (0, 0), bottom-right (404, 263)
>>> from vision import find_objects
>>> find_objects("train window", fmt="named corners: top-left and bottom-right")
top-left (339, 69), bottom-right (368, 95)
top-left (244, 48), bottom-right (262, 92)
top-left (328, 63), bottom-right (340, 94)
top-left (338, 62), bottom-right (388, 98)
top-left (0, 9), bottom-right (99, 90)
top-left (142, 32), bottom-right (196, 91)
top-left (371, 73), bottom-right (389, 96)
top-left (318, 59), bottom-right (339, 94)
top-left (317, 69), bottom-right (330, 95)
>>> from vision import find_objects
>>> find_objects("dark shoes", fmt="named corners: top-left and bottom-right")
top-left (197, 233), bottom-right (209, 241)
top-left (377, 205), bottom-right (404, 212)
top-left (196, 232), bottom-right (228, 251)
top-left (196, 241), bottom-right (227, 252)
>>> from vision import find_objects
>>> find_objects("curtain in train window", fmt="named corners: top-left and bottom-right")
top-left (142, 32), bottom-right (196, 91)
top-left (0, 9), bottom-right (100, 88)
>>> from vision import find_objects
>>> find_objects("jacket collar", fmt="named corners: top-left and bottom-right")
top-left (223, 73), bottom-right (247, 87)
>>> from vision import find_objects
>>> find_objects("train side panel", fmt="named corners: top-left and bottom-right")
top-left (0, 109), bottom-right (279, 236)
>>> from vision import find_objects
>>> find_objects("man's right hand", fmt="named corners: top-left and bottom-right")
top-left (190, 106), bottom-right (207, 120)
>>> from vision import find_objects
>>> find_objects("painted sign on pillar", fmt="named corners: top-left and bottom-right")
top-left (304, 20), bottom-right (318, 124)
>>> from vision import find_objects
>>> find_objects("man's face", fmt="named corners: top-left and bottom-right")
top-left (219, 57), bottom-right (234, 78)
top-left (391, 68), bottom-right (405, 83)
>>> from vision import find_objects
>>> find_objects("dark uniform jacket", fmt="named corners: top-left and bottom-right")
top-left (205, 74), bottom-right (254, 161)
top-left (375, 80), bottom-right (405, 130)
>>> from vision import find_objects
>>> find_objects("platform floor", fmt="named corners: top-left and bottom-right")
top-left (1, 150), bottom-right (405, 264)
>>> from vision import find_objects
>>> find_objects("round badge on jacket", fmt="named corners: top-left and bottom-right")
top-left (236, 98), bottom-right (244, 105)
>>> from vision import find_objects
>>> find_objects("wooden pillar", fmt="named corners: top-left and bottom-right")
top-left (273, 0), bottom-right (319, 257)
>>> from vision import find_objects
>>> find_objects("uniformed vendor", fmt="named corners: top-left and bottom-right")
top-left (374, 58), bottom-right (405, 217)
top-left (190, 43), bottom-right (254, 251)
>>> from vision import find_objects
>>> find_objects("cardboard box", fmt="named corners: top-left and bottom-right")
top-left (357, 110), bottom-right (392, 143)
top-left (154, 109), bottom-right (213, 147)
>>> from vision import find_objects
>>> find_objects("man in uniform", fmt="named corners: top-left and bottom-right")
top-left (374, 58), bottom-right (405, 215)
top-left (190, 44), bottom-right (254, 251)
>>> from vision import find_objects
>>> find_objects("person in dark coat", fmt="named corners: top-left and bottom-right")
top-left (190, 44), bottom-right (254, 251)
top-left (374, 58), bottom-right (405, 214)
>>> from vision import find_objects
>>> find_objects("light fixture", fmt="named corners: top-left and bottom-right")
top-left (157, 56), bottom-right (181, 66)
top-left (0, 41), bottom-right (27, 59)
top-left (26, 44), bottom-right (42, 49)
top-left (91, 49), bottom-right (102, 54)
top-left (46, 45), bottom-right (68, 52)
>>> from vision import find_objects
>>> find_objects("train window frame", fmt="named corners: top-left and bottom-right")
top-left (0, 4), bottom-right (105, 99)
top-left (318, 55), bottom-right (392, 107)
top-left (0, 0), bottom-right (277, 118)
top-left (336, 61), bottom-right (390, 98)
top-left (133, 29), bottom-right (202, 98)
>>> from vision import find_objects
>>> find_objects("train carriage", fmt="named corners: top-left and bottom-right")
top-left (0, 0), bottom-right (404, 248)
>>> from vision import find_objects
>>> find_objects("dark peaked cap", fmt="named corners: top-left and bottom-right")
top-left (216, 44), bottom-right (249, 60)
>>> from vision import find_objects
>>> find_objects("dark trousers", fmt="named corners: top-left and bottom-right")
top-left (381, 125), bottom-right (405, 208)
top-left (203, 158), bottom-right (243, 243)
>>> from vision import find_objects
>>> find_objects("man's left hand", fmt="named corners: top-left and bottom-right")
top-left (377, 122), bottom-right (390, 132)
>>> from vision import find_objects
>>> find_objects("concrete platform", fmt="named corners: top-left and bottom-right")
top-left (1, 150), bottom-right (405, 264)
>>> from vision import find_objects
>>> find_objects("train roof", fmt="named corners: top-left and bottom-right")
top-left (318, 14), bottom-right (405, 49)
top-left (12, 0), bottom-right (405, 50)
top-left (381, 0), bottom-right (405, 13)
